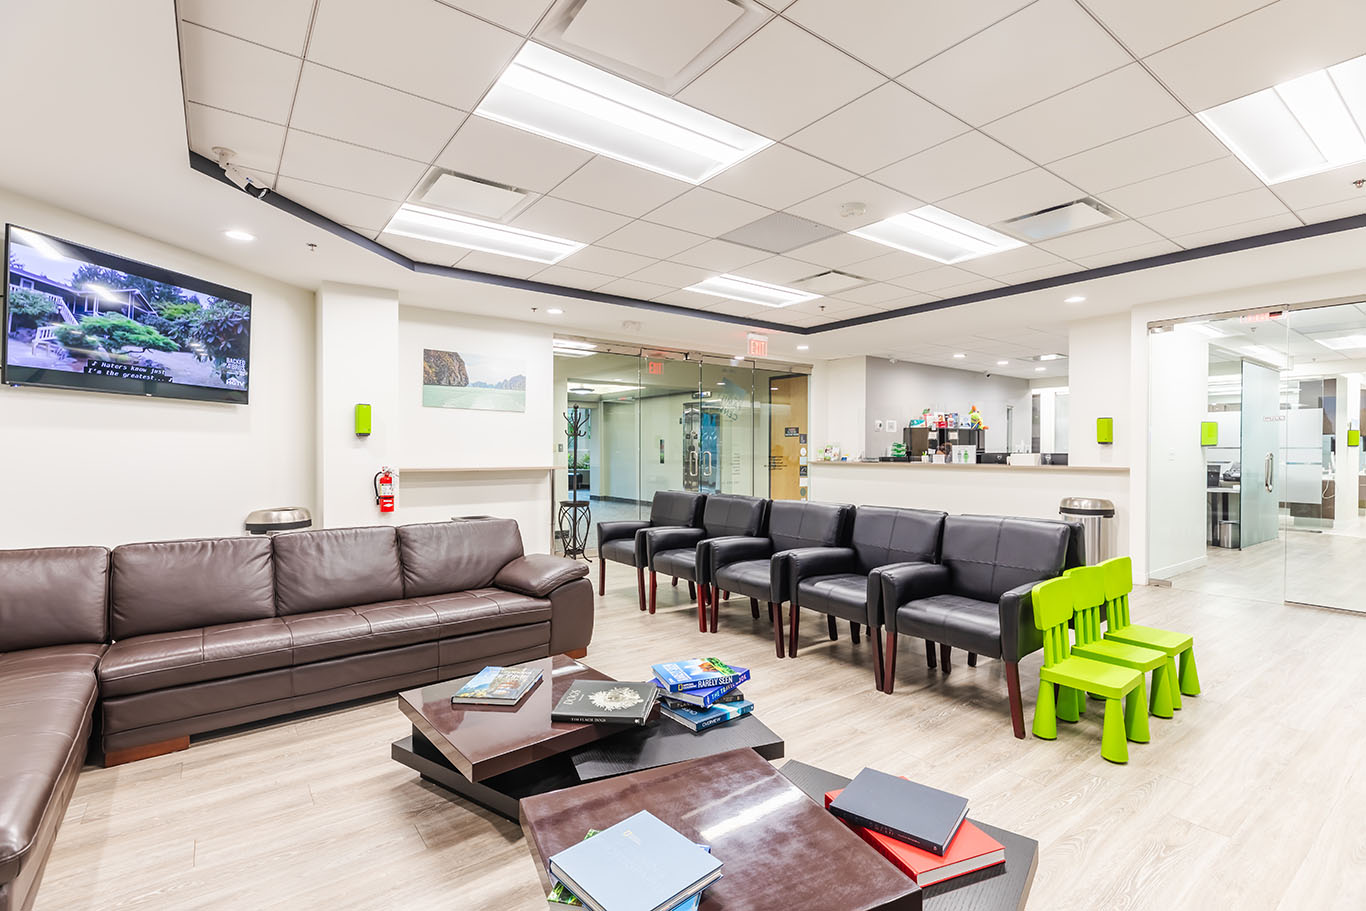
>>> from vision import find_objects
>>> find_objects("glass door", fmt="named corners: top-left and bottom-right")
top-left (698, 357), bottom-right (759, 496)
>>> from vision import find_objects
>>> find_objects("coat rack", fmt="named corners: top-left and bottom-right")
top-left (558, 406), bottom-right (591, 561)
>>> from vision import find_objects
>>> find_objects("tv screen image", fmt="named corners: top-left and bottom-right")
top-left (4, 225), bottom-right (251, 404)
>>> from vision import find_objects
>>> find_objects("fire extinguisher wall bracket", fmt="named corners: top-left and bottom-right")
top-left (374, 467), bottom-right (396, 513)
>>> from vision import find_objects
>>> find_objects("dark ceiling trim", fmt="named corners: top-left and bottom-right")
top-left (190, 151), bottom-right (1366, 337)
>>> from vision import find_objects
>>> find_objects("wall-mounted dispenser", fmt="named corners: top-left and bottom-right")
top-left (1096, 417), bottom-right (1114, 445)
top-left (355, 403), bottom-right (372, 437)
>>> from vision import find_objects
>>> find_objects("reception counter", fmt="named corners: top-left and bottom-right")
top-left (807, 460), bottom-right (1131, 556)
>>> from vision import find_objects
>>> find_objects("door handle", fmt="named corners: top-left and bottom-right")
top-left (1265, 452), bottom-right (1274, 493)
top-left (702, 451), bottom-right (713, 477)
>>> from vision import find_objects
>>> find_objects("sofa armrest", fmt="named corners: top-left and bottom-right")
top-left (708, 536), bottom-right (774, 586)
top-left (873, 562), bottom-right (950, 632)
top-left (548, 577), bottom-right (594, 656)
top-left (780, 546), bottom-right (857, 606)
top-left (596, 520), bottom-right (649, 551)
top-left (639, 526), bottom-right (706, 566)
top-left (493, 554), bottom-right (589, 597)
top-left (999, 580), bottom-right (1044, 661)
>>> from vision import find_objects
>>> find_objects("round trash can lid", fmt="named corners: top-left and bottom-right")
top-left (1059, 497), bottom-right (1115, 517)
top-left (245, 506), bottom-right (313, 533)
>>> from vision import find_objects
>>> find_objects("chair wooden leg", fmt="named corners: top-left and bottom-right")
top-left (1005, 661), bottom-right (1026, 739)
top-left (722, 591), bottom-right (730, 600)
top-left (710, 590), bottom-right (719, 633)
top-left (771, 602), bottom-right (785, 658)
top-left (940, 643), bottom-right (952, 675)
top-left (827, 615), bottom-right (838, 641)
top-left (648, 571), bottom-right (658, 615)
top-left (598, 558), bottom-right (605, 596)
top-left (636, 567), bottom-right (646, 612)
top-left (789, 603), bottom-right (800, 657)
top-left (697, 587), bottom-right (707, 632)
top-left (850, 622), bottom-right (860, 644)
top-left (871, 624), bottom-right (885, 692)
top-left (883, 629), bottom-right (898, 693)
top-left (672, 576), bottom-right (678, 587)
top-left (967, 652), bottom-right (977, 667)
top-left (750, 600), bottom-right (760, 618)
top-left (687, 580), bottom-right (696, 601)
top-left (925, 639), bottom-right (936, 670)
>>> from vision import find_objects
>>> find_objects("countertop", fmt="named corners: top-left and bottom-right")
top-left (809, 460), bottom-right (1129, 473)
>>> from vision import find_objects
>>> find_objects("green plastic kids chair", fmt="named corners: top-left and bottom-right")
top-left (1065, 565), bottom-right (1176, 719)
top-left (1100, 557), bottom-right (1200, 707)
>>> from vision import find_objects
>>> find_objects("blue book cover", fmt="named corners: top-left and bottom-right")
top-left (650, 658), bottom-right (750, 693)
top-left (548, 811), bottom-right (722, 911)
top-left (653, 678), bottom-right (740, 708)
top-left (551, 837), bottom-right (713, 909)
top-left (659, 699), bottom-right (754, 733)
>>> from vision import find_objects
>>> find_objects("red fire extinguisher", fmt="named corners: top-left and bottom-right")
top-left (374, 467), bottom-right (395, 513)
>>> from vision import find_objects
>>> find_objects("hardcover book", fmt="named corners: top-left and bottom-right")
top-left (550, 831), bottom-right (712, 910)
top-left (548, 811), bottom-right (722, 911)
top-left (654, 679), bottom-right (743, 708)
top-left (827, 768), bottom-right (969, 857)
top-left (551, 680), bottom-right (659, 726)
top-left (650, 658), bottom-right (750, 693)
top-left (825, 790), bottom-right (1004, 886)
top-left (659, 699), bottom-right (754, 733)
top-left (448, 665), bottom-right (542, 706)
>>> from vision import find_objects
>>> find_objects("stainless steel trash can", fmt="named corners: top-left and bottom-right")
top-left (1059, 497), bottom-right (1116, 565)
top-left (1218, 520), bottom-right (1237, 549)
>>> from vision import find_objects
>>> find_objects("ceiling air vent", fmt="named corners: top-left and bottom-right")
top-left (996, 198), bottom-right (1118, 242)
top-left (720, 212), bottom-right (840, 254)
top-left (792, 270), bottom-right (869, 295)
top-left (416, 171), bottom-right (536, 221)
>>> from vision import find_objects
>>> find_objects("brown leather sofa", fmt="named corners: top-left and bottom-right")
top-left (0, 518), bottom-right (591, 911)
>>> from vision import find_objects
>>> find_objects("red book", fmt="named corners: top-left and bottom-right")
top-left (826, 788), bottom-right (1005, 886)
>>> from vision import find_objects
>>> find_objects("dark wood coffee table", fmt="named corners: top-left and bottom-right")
top-left (520, 749), bottom-right (922, 911)
top-left (392, 655), bottom-right (784, 821)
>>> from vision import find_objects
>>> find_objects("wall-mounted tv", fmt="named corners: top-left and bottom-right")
top-left (3, 225), bottom-right (251, 404)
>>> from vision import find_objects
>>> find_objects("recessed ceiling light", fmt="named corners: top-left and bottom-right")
top-left (569, 385), bottom-right (593, 394)
top-left (850, 205), bottom-right (1025, 264)
top-left (553, 339), bottom-right (596, 350)
top-left (1064, 295), bottom-right (1086, 303)
top-left (1035, 366), bottom-right (1047, 372)
top-left (952, 353), bottom-right (966, 358)
top-left (223, 229), bottom-right (255, 242)
top-left (770, 386), bottom-right (779, 391)
top-left (1315, 334), bottom-right (1366, 350)
top-left (796, 344), bottom-right (810, 351)
top-left (546, 307), bottom-right (564, 315)
top-left (1196, 53), bottom-right (1366, 184)
top-left (1180, 323), bottom-right (1228, 338)
top-left (685, 274), bottom-right (820, 308)
top-left (997, 360), bottom-right (1009, 365)
top-left (474, 43), bottom-right (771, 184)
top-left (383, 203), bottom-right (583, 264)
top-left (1038, 353), bottom-right (1065, 361)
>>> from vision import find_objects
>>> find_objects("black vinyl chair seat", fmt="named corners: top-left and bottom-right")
top-left (796, 573), bottom-right (872, 624)
top-left (653, 548), bottom-right (700, 581)
top-left (599, 537), bottom-right (636, 567)
top-left (894, 595), bottom-right (1003, 659)
top-left (595, 490), bottom-right (707, 610)
top-left (639, 494), bottom-right (769, 617)
top-left (714, 559), bottom-right (772, 594)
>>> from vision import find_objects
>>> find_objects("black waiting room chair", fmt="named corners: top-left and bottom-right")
top-left (639, 494), bottom-right (768, 616)
top-left (595, 490), bottom-right (705, 611)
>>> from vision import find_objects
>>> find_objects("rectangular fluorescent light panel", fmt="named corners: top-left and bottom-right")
top-left (998, 199), bottom-right (1117, 242)
top-left (474, 43), bottom-right (772, 184)
top-left (382, 203), bottom-right (583, 264)
top-left (1197, 52), bottom-right (1366, 184)
top-left (1315, 334), bottom-right (1366, 350)
top-left (685, 274), bottom-right (820, 308)
top-left (850, 206), bottom-right (1025, 264)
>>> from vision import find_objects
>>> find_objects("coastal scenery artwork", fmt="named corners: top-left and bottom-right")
top-left (422, 347), bottom-right (526, 412)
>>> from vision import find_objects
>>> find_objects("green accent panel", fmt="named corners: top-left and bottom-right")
top-left (1096, 417), bottom-right (1114, 444)
top-left (354, 403), bottom-right (372, 437)
top-left (1200, 421), bottom-right (1219, 446)
top-left (1350, 429), bottom-right (1361, 447)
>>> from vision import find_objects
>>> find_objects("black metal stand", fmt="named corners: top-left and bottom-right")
top-left (562, 406), bottom-right (592, 561)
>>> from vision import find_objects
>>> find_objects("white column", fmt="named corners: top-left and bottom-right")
top-left (1068, 312), bottom-right (1131, 466)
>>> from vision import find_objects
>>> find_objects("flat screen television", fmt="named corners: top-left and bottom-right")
top-left (3, 224), bottom-right (251, 404)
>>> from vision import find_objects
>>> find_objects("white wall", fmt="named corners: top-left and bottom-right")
top-left (1068, 312), bottom-right (1131, 466)
top-left (809, 355), bottom-right (867, 459)
top-left (864, 357), bottom-right (1031, 455)
top-left (1145, 329), bottom-right (1210, 578)
top-left (0, 187), bottom-right (316, 549)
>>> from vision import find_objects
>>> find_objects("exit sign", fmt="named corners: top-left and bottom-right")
top-left (647, 361), bottom-right (663, 375)
top-left (746, 333), bottom-right (768, 358)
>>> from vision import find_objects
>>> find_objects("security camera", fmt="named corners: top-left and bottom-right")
top-left (213, 147), bottom-right (270, 199)
top-left (984, 372), bottom-right (993, 378)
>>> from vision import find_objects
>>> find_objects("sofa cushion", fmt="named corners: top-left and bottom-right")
top-left (895, 594), bottom-right (1003, 659)
top-left (272, 526), bottom-right (404, 615)
top-left (797, 573), bottom-right (870, 622)
top-left (414, 589), bottom-right (552, 638)
top-left (714, 559), bottom-right (772, 600)
top-left (111, 536), bottom-right (275, 639)
top-left (600, 537), bottom-right (636, 567)
top-left (0, 646), bottom-right (99, 879)
top-left (397, 518), bottom-right (523, 598)
top-left (0, 546), bottom-right (108, 651)
top-left (98, 617), bottom-right (294, 697)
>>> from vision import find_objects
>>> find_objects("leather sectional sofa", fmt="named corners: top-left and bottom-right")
top-left (0, 518), bottom-right (591, 911)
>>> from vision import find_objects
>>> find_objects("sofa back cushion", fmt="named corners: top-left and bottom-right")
top-left (111, 537), bottom-right (275, 639)
top-left (397, 518), bottom-right (524, 597)
top-left (769, 501), bottom-right (852, 552)
top-left (649, 490), bottom-right (705, 528)
top-left (941, 516), bottom-right (1070, 603)
top-left (272, 526), bottom-right (403, 615)
top-left (701, 494), bottom-right (768, 538)
top-left (851, 506), bottom-right (946, 573)
top-left (0, 546), bottom-right (109, 650)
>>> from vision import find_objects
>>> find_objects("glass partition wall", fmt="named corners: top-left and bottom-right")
top-left (553, 341), bottom-right (809, 554)
top-left (1146, 301), bottom-right (1366, 613)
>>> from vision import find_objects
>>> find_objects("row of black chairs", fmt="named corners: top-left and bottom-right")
top-left (596, 491), bottom-right (1084, 738)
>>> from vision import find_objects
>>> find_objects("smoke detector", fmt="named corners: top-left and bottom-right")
top-left (840, 202), bottom-right (868, 218)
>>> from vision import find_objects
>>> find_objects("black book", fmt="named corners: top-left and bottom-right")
top-left (551, 680), bottom-right (659, 726)
top-left (827, 768), bottom-right (969, 857)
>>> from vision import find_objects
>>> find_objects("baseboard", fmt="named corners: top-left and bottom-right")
top-left (1149, 554), bottom-right (1207, 580)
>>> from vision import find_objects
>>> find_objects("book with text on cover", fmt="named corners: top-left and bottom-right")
top-left (659, 699), bottom-right (754, 733)
top-left (549, 830), bottom-right (712, 910)
top-left (551, 680), bottom-right (659, 726)
top-left (827, 768), bottom-right (969, 857)
top-left (825, 788), bottom-right (1004, 886)
top-left (657, 681), bottom-right (744, 709)
top-left (548, 810), bottom-right (722, 911)
top-left (651, 658), bottom-right (750, 693)
top-left (448, 665), bottom-right (542, 706)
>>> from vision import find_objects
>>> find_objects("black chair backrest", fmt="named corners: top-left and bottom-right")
top-left (701, 494), bottom-right (769, 538)
top-left (967, 514), bottom-right (1087, 568)
top-left (649, 490), bottom-right (706, 528)
top-left (940, 515), bottom-right (1069, 603)
top-left (768, 500), bottom-right (853, 552)
top-left (849, 506), bottom-right (947, 574)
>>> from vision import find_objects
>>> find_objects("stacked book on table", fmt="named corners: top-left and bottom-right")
top-left (547, 810), bottom-right (722, 910)
top-left (650, 658), bottom-right (753, 732)
top-left (825, 768), bottom-right (1005, 888)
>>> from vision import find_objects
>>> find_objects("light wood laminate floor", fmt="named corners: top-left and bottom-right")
top-left (36, 563), bottom-right (1366, 910)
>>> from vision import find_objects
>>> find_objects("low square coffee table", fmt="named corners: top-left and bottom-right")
top-left (392, 655), bottom-right (784, 821)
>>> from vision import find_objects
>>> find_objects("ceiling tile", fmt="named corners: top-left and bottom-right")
top-left (1143, 0), bottom-right (1366, 110)
top-left (458, 251), bottom-right (546, 278)
top-left (832, 282), bottom-right (908, 304)
top-left (278, 130), bottom-right (427, 199)
top-left (786, 82), bottom-right (968, 173)
top-left (290, 64), bottom-right (465, 163)
top-left (785, 0), bottom-right (1032, 76)
top-left (938, 278), bottom-right (1008, 298)
top-left (598, 222), bottom-right (707, 259)
top-left (185, 104), bottom-right (285, 173)
top-left (938, 168), bottom-right (1084, 226)
top-left (307, 0), bottom-right (521, 109)
top-left (178, 0), bottom-right (316, 56)
top-left (643, 188), bottom-right (773, 236)
top-left (510, 197), bottom-right (631, 242)
top-left (783, 178), bottom-right (921, 230)
top-left (1170, 212), bottom-right (1303, 248)
top-left (532, 264), bottom-right (615, 291)
top-left (671, 239), bottom-right (770, 272)
top-left (558, 246), bottom-right (658, 276)
top-left (1080, 0), bottom-right (1274, 58)
top-left (849, 251), bottom-right (940, 280)
top-left (1047, 117), bottom-right (1232, 193)
top-left (898, 0), bottom-right (1131, 126)
top-left (436, 0), bottom-right (553, 34)
top-left (982, 65), bottom-right (1185, 163)
top-left (1069, 238), bottom-right (1182, 268)
top-left (597, 278), bottom-right (677, 300)
top-left (788, 232), bottom-right (893, 268)
top-left (734, 255), bottom-right (828, 284)
top-left (275, 177), bottom-right (401, 232)
top-left (180, 24), bottom-right (300, 124)
top-left (703, 144), bottom-right (854, 210)
top-left (956, 245), bottom-right (1069, 278)
top-left (381, 234), bottom-right (467, 265)
top-left (1272, 163), bottom-right (1366, 211)
top-left (870, 131), bottom-right (1032, 202)
top-left (1035, 219), bottom-right (1166, 258)
top-left (674, 18), bottom-right (884, 138)
top-left (895, 265), bottom-right (987, 292)
top-left (1100, 157), bottom-right (1264, 218)
top-left (654, 288), bottom-right (731, 309)
top-left (1140, 187), bottom-right (1293, 237)
top-left (436, 117), bottom-right (593, 194)
top-left (550, 157), bottom-right (692, 218)
top-left (996, 262), bottom-right (1081, 284)
top-left (629, 260), bottom-right (716, 287)
top-left (1295, 196), bottom-right (1366, 224)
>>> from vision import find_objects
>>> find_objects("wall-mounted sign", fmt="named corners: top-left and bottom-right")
top-left (1239, 311), bottom-right (1283, 323)
top-left (746, 333), bottom-right (768, 358)
top-left (784, 426), bottom-right (800, 437)
top-left (647, 361), bottom-right (663, 375)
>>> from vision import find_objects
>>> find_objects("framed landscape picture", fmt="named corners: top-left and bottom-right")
top-left (422, 347), bottom-right (526, 412)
